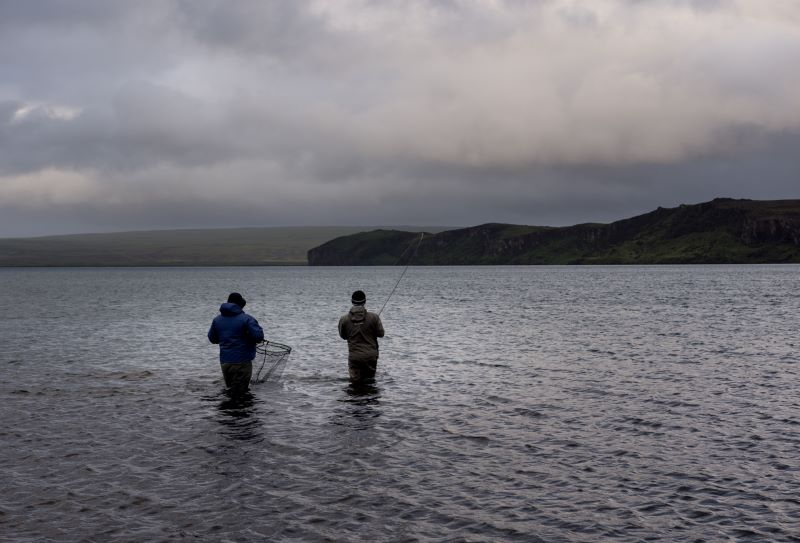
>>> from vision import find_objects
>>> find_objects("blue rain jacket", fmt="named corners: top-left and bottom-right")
top-left (208, 303), bottom-right (265, 363)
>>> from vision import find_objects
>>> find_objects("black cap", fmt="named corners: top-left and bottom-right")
top-left (227, 292), bottom-right (246, 308)
top-left (351, 290), bottom-right (366, 305)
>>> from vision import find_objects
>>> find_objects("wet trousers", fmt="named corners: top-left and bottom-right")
top-left (348, 358), bottom-right (377, 382)
top-left (221, 361), bottom-right (253, 394)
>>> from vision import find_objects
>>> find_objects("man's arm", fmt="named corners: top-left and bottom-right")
top-left (208, 322), bottom-right (219, 344)
top-left (374, 314), bottom-right (385, 338)
top-left (247, 316), bottom-right (265, 343)
top-left (338, 315), bottom-right (348, 339)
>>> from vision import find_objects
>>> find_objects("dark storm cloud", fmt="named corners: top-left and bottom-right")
top-left (1, 1), bottom-right (799, 236)
top-left (175, 1), bottom-right (330, 58)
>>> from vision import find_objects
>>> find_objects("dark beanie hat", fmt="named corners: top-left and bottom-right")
top-left (351, 290), bottom-right (366, 305)
top-left (227, 292), bottom-right (246, 308)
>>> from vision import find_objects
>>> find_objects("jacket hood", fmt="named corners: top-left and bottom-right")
top-left (219, 302), bottom-right (244, 317)
top-left (349, 305), bottom-right (367, 322)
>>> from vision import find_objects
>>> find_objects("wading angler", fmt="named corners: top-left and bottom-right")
top-left (338, 290), bottom-right (385, 382)
top-left (208, 292), bottom-right (265, 394)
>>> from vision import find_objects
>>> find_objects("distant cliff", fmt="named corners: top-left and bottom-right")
top-left (307, 199), bottom-right (800, 265)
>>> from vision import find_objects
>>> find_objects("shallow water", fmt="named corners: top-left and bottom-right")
top-left (1, 265), bottom-right (799, 542)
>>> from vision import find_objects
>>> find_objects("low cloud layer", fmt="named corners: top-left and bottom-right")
top-left (1, 0), bottom-right (799, 236)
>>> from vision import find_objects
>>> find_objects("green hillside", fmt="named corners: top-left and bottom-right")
top-left (308, 199), bottom-right (800, 265)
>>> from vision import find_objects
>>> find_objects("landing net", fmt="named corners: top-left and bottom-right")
top-left (251, 340), bottom-right (292, 384)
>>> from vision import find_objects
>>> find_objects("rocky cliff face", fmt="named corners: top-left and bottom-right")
top-left (740, 216), bottom-right (800, 245)
top-left (307, 230), bottom-right (423, 265)
top-left (308, 199), bottom-right (800, 265)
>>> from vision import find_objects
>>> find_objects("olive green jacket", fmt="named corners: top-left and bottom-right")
top-left (338, 305), bottom-right (385, 362)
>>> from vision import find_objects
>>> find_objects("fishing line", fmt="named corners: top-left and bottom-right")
top-left (378, 232), bottom-right (424, 316)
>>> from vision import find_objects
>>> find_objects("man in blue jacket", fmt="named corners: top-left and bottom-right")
top-left (208, 292), bottom-right (264, 394)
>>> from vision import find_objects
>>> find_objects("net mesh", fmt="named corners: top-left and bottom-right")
top-left (251, 340), bottom-right (292, 384)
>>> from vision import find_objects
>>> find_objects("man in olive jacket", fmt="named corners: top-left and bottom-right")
top-left (338, 290), bottom-right (385, 382)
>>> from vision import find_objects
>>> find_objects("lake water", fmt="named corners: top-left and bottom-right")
top-left (1, 265), bottom-right (799, 542)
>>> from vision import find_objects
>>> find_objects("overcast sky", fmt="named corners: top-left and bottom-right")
top-left (1, 0), bottom-right (799, 237)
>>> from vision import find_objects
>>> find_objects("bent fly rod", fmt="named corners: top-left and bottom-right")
top-left (378, 232), bottom-right (425, 316)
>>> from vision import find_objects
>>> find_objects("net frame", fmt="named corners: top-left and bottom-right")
top-left (251, 340), bottom-right (292, 383)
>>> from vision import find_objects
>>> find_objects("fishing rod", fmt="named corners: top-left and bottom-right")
top-left (378, 232), bottom-right (424, 316)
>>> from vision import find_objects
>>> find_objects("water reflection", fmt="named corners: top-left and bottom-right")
top-left (344, 380), bottom-right (381, 406)
top-left (218, 389), bottom-right (255, 413)
top-left (207, 389), bottom-right (265, 443)
top-left (330, 381), bottom-right (382, 442)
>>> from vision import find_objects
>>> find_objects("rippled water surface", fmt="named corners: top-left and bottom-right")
top-left (2, 265), bottom-right (799, 542)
